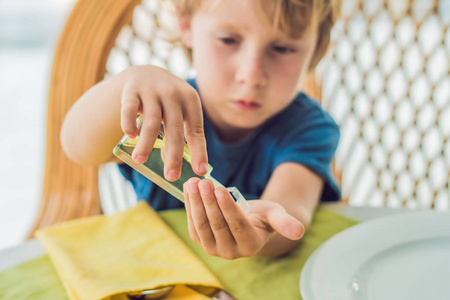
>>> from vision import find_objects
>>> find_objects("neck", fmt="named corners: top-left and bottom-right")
top-left (215, 124), bottom-right (254, 144)
top-left (204, 109), bottom-right (255, 143)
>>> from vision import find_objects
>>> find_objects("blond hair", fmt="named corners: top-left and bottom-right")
top-left (174, 0), bottom-right (342, 70)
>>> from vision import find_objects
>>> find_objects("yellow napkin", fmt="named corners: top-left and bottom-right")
top-left (36, 202), bottom-right (222, 300)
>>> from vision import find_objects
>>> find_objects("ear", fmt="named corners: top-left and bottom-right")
top-left (177, 13), bottom-right (193, 48)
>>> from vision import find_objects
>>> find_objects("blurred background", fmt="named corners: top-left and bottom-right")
top-left (0, 0), bottom-right (75, 250)
top-left (0, 0), bottom-right (448, 251)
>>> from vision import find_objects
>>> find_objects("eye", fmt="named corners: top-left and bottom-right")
top-left (220, 37), bottom-right (238, 45)
top-left (273, 46), bottom-right (296, 54)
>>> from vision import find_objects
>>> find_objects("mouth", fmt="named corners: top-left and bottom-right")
top-left (232, 99), bottom-right (261, 111)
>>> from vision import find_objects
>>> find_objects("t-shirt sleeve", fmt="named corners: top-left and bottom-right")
top-left (272, 109), bottom-right (341, 202)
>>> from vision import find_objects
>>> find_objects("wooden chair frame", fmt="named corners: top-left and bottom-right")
top-left (32, 0), bottom-right (447, 235)
top-left (28, 0), bottom-right (327, 237)
top-left (29, 0), bottom-right (142, 237)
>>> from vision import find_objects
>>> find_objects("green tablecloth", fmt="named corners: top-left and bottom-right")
top-left (0, 207), bottom-right (358, 300)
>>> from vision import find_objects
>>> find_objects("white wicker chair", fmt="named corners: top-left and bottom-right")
top-left (29, 0), bottom-right (449, 237)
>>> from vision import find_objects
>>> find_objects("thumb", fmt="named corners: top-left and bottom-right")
top-left (266, 207), bottom-right (305, 240)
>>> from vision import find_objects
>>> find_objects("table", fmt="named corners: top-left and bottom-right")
top-left (0, 203), bottom-right (412, 272)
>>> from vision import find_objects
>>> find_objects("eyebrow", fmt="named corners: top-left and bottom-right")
top-left (207, 18), bottom-right (251, 32)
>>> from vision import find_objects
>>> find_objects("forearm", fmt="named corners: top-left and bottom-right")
top-left (61, 69), bottom-right (130, 165)
top-left (255, 163), bottom-right (322, 257)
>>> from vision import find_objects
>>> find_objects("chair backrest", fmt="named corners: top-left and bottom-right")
top-left (319, 0), bottom-right (449, 209)
top-left (28, 0), bottom-right (323, 237)
top-left (29, 0), bottom-right (448, 236)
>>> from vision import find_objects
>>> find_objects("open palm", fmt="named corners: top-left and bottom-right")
top-left (184, 178), bottom-right (304, 259)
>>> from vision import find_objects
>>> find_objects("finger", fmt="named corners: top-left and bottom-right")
top-left (162, 100), bottom-right (185, 181)
top-left (121, 87), bottom-right (141, 138)
top-left (182, 89), bottom-right (208, 175)
top-left (184, 181), bottom-right (200, 244)
top-left (266, 207), bottom-right (305, 240)
top-left (214, 188), bottom-right (259, 255)
top-left (132, 96), bottom-right (162, 164)
top-left (198, 180), bottom-right (236, 249)
top-left (187, 178), bottom-right (216, 250)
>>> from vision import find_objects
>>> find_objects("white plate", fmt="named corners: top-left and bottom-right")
top-left (300, 211), bottom-right (450, 300)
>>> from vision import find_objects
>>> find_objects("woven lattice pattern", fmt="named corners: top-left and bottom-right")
top-left (320, 0), bottom-right (449, 209)
top-left (106, 0), bottom-right (194, 78)
top-left (106, 0), bottom-right (449, 209)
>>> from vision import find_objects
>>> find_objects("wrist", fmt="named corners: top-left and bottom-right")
top-left (256, 234), bottom-right (299, 257)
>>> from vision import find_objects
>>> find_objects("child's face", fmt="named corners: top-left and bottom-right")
top-left (180, 0), bottom-right (318, 141)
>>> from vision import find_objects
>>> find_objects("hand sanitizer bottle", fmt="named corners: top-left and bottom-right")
top-left (113, 115), bottom-right (250, 213)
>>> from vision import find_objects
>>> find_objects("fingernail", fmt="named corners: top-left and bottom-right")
top-left (134, 156), bottom-right (146, 164)
top-left (199, 182), bottom-right (211, 194)
top-left (189, 181), bottom-right (199, 193)
top-left (167, 170), bottom-right (179, 181)
top-left (199, 163), bottom-right (208, 174)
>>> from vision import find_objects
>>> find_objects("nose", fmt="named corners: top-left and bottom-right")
top-left (235, 47), bottom-right (268, 88)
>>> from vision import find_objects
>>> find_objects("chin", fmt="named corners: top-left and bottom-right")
top-left (226, 117), bottom-right (265, 130)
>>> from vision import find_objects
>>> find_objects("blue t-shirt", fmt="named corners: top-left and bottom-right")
top-left (119, 79), bottom-right (341, 211)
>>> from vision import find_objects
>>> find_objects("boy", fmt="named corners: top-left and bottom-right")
top-left (61, 0), bottom-right (342, 259)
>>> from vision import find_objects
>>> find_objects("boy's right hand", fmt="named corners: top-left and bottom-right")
top-left (120, 65), bottom-right (208, 181)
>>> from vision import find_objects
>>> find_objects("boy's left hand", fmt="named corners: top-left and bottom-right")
top-left (183, 178), bottom-right (305, 259)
